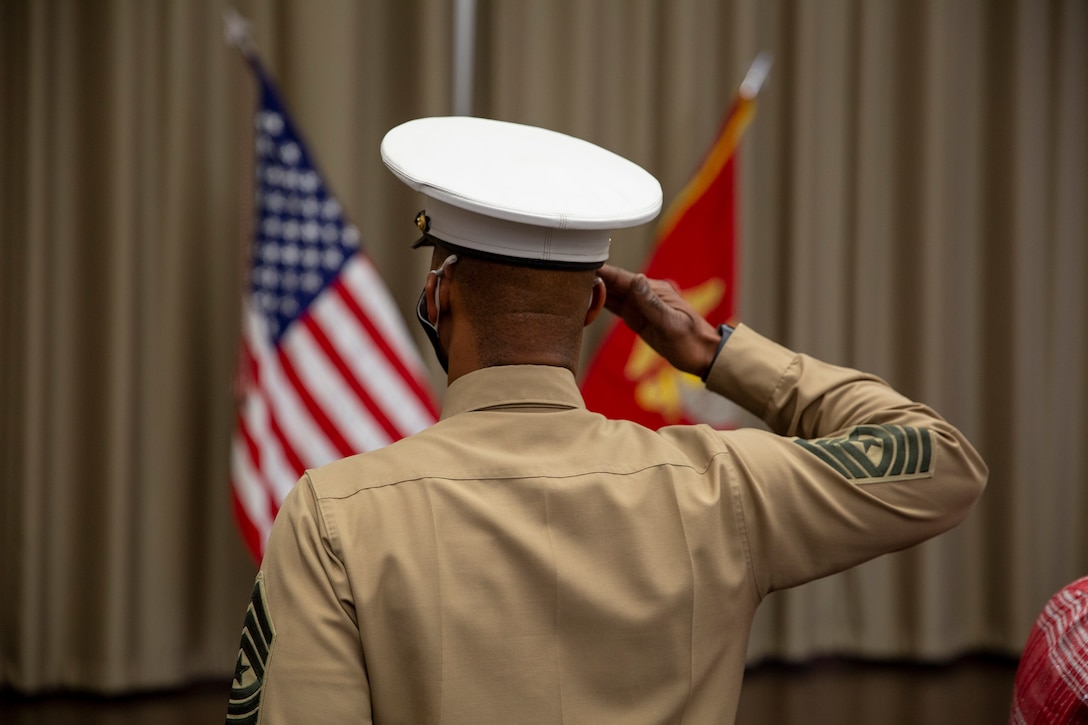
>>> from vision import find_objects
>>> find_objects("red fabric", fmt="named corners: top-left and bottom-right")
top-left (1010, 575), bottom-right (1088, 724)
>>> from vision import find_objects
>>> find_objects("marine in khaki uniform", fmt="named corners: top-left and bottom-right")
top-left (228, 117), bottom-right (987, 724)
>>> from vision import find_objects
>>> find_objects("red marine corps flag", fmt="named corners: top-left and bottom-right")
top-left (226, 14), bottom-right (438, 560)
top-left (581, 54), bottom-right (771, 429)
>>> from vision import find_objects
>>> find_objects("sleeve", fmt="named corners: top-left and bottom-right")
top-left (227, 474), bottom-right (372, 725)
top-left (704, 324), bottom-right (988, 597)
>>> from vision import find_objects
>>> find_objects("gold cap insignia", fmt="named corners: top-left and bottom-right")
top-left (415, 211), bottom-right (430, 234)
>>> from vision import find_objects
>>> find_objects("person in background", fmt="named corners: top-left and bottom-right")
top-left (1010, 575), bottom-right (1088, 724)
top-left (227, 116), bottom-right (988, 725)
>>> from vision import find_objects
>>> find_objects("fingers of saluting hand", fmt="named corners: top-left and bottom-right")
top-left (598, 264), bottom-right (635, 314)
top-left (597, 265), bottom-right (717, 377)
top-left (598, 265), bottom-right (653, 333)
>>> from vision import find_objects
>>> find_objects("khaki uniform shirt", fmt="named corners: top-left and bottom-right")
top-left (229, 325), bottom-right (987, 724)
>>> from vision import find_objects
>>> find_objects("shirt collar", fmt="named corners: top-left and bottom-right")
top-left (440, 365), bottom-right (587, 419)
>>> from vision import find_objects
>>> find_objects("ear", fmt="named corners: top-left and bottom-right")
top-left (424, 271), bottom-right (440, 326)
top-left (584, 277), bottom-right (606, 327)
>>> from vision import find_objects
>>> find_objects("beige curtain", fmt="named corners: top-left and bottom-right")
top-left (1, 0), bottom-right (1084, 693)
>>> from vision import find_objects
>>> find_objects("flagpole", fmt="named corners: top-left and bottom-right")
top-left (452, 0), bottom-right (477, 116)
top-left (223, 6), bottom-right (260, 404)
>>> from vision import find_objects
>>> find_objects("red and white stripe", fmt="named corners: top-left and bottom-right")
top-left (230, 254), bottom-right (438, 559)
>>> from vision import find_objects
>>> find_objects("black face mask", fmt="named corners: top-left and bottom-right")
top-left (416, 287), bottom-right (448, 373)
top-left (414, 254), bottom-right (458, 374)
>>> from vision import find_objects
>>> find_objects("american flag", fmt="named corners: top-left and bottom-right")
top-left (231, 58), bottom-right (438, 560)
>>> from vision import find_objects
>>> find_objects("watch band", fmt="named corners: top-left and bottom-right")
top-left (701, 323), bottom-right (735, 382)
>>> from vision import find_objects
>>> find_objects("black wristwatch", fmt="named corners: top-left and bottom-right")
top-left (701, 323), bottom-right (735, 382)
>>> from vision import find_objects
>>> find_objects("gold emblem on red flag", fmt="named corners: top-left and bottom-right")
top-left (623, 278), bottom-right (726, 423)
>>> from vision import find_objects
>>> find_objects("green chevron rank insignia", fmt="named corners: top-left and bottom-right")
top-left (795, 424), bottom-right (935, 483)
top-left (227, 573), bottom-right (276, 724)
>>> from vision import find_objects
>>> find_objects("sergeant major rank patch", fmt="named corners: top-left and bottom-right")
top-left (794, 424), bottom-right (934, 483)
top-left (227, 572), bottom-right (276, 724)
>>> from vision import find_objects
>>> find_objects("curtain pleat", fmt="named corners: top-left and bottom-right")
top-left (1, 0), bottom-right (1084, 692)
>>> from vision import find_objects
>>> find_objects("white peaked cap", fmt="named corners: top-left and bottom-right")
top-left (381, 116), bottom-right (662, 268)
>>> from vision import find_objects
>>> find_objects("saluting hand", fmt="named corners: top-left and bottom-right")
top-left (598, 264), bottom-right (724, 379)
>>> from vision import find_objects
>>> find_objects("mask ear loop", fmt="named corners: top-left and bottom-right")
top-left (590, 276), bottom-right (603, 310)
top-left (430, 255), bottom-right (458, 326)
